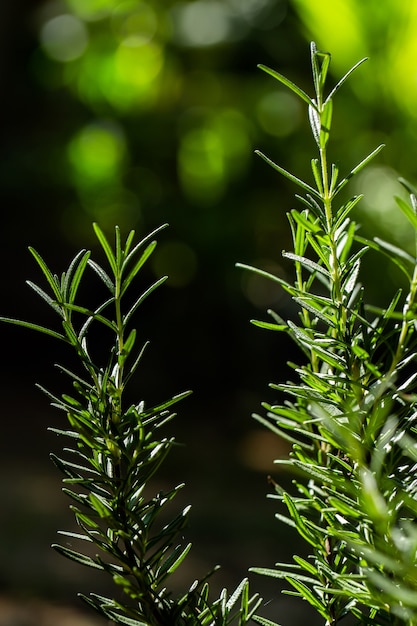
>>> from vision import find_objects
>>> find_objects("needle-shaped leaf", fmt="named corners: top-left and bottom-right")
top-left (26, 281), bottom-right (63, 315)
top-left (63, 302), bottom-right (117, 333)
top-left (325, 56), bottom-right (368, 103)
top-left (334, 145), bottom-right (385, 196)
top-left (88, 259), bottom-right (115, 293)
top-left (309, 106), bottom-right (321, 148)
top-left (255, 151), bottom-right (320, 198)
top-left (257, 64), bottom-right (314, 108)
top-left (250, 319), bottom-right (288, 332)
top-left (123, 223), bottom-right (169, 268)
top-left (124, 276), bottom-right (167, 325)
top-left (78, 296), bottom-right (115, 340)
top-left (52, 544), bottom-right (105, 570)
top-left (282, 252), bottom-right (330, 277)
top-left (311, 157), bottom-right (324, 193)
top-left (0, 316), bottom-right (67, 341)
top-left (318, 50), bottom-right (331, 93)
top-left (68, 250), bottom-right (91, 304)
top-left (158, 542), bottom-right (192, 579)
top-left (93, 223), bottom-right (118, 277)
top-left (310, 41), bottom-right (320, 99)
top-left (320, 99), bottom-right (332, 149)
top-left (28, 247), bottom-right (62, 300)
top-left (115, 225), bottom-right (122, 273)
top-left (121, 241), bottom-right (157, 296)
top-left (395, 195), bottom-right (417, 230)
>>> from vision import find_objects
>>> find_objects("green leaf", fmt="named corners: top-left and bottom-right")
top-left (329, 162), bottom-right (339, 195)
top-left (89, 492), bottom-right (112, 519)
top-left (226, 577), bottom-right (247, 611)
top-left (63, 303), bottom-right (117, 333)
top-left (123, 229), bottom-right (136, 258)
top-left (255, 151), bottom-right (320, 198)
top-left (334, 145), bottom-right (385, 196)
top-left (140, 390), bottom-right (192, 422)
top-left (88, 259), bottom-right (115, 293)
top-left (68, 250), bottom-right (91, 304)
top-left (285, 577), bottom-right (328, 619)
top-left (356, 235), bottom-right (412, 280)
top-left (105, 611), bottom-right (149, 626)
top-left (78, 296), bottom-right (115, 340)
top-left (250, 566), bottom-right (317, 587)
top-left (123, 223), bottom-right (169, 267)
top-left (158, 543), bottom-right (192, 578)
top-left (124, 277), bottom-right (168, 325)
top-left (309, 107), bottom-right (321, 148)
top-left (292, 555), bottom-right (319, 578)
top-left (320, 99), bottom-right (332, 148)
top-left (318, 50), bottom-right (331, 93)
top-left (93, 223), bottom-right (118, 277)
top-left (250, 319), bottom-right (288, 332)
top-left (52, 544), bottom-right (104, 570)
top-left (395, 195), bottom-right (417, 230)
top-left (257, 64), bottom-right (313, 107)
top-left (325, 56), bottom-right (368, 103)
top-left (121, 241), bottom-right (157, 296)
top-left (310, 41), bottom-right (321, 100)
top-left (374, 236), bottom-right (414, 265)
top-left (293, 297), bottom-right (336, 328)
top-left (0, 317), bottom-right (67, 342)
top-left (283, 492), bottom-right (318, 547)
top-left (28, 247), bottom-right (62, 300)
top-left (334, 195), bottom-right (363, 228)
top-left (310, 157), bottom-right (323, 192)
top-left (115, 225), bottom-right (122, 272)
top-left (282, 252), bottom-right (330, 277)
top-left (26, 281), bottom-right (63, 315)
top-left (290, 209), bottom-right (322, 235)
top-left (124, 340), bottom-right (149, 385)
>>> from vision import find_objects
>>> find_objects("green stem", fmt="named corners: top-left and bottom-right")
top-left (319, 143), bottom-right (346, 337)
top-left (390, 262), bottom-right (417, 375)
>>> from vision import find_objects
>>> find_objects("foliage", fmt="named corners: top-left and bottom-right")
top-left (239, 42), bottom-right (417, 625)
top-left (4, 37), bottom-right (417, 626)
top-left (0, 224), bottom-right (262, 624)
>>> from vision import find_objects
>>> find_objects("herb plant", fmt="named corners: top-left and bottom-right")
top-left (1, 223), bottom-right (261, 624)
top-left (239, 43), bottom-right (417, 625)
top-left (4, 41), bottom-right (417, 626)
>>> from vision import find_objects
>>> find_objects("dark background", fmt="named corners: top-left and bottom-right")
top-left (1, 1), bottom-right (417, 624)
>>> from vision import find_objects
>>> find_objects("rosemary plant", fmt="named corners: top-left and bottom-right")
top-left (5, 40), bottom-right (417, 626)
top-left (240, 43), bottom-right (417, 625)
top-left (1, 224), bottom-right (261, 625)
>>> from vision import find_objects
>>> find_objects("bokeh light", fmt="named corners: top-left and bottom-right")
top-left (178, 109), bottom-right (251, 205)
top-left (111, 1), bottom-right (159, 46)
top-left (171, 1), bottom-right (245, 47)
top-left (67, 120), bottom-right (127, 187)
top-left (256, 90), bottom-right (302, 138)
top-left (40, 14), bottom-right (89, 62)
top-left (65, 0), bottom-right (114, 21)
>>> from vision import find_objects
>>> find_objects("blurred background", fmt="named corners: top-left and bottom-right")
top-left (1, 0), bottom-right (417, 624)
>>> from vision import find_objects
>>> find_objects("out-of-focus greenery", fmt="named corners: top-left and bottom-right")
top-left (1, 0), bottom-right (417, 618)
top-left (23, 0), bottom-right (417, 307)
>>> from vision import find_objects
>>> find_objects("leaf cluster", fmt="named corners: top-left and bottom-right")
top-left (5, 41), bottom-right (417, 626)
top-left (240, 43), bottom-right (417, 625)
top-left (1, 225), bottom-right (262, 624)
